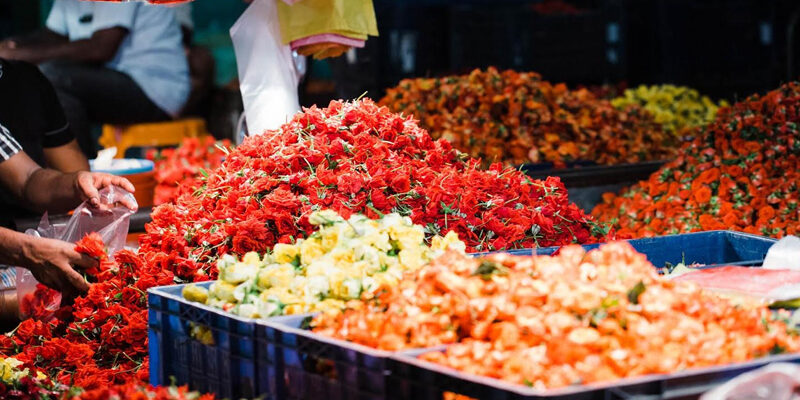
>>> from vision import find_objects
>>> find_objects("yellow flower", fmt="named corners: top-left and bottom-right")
top-left (257, 264), bottom-right (295, 289)
top-left (399, 248), bottom-right (425, 269)
top-left (320, 228), bottom-right (341, 251)
top-left (209, 281), bottom-right (237, 303)
top-left (271, 243), bottom-right (298, 265)
top-left (200, 210), bottom-right (466, 318)
top-left (308, 209), bottom-right (344, 226)
top-left (313, 298), bottom-right (347, 312)
top-left (299, 238), bottom-right (324, 261)
top-left (431, 231), bottom-right (466, 252)
top-left (612, 84), bottom-right (725, 136)
top-left (242, 252), bottom-right (261, 265)
top-left (182, 284), bottom-right (209, 304)
top-left (221, 261), bottom-right (259, 284)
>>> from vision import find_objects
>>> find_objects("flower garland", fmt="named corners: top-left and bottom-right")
top-left (139, 99), bottom-right (607, 283)
top-left (379, 68), bottom-right (673, 167)
top-left (593, 82), bottom-right (800, 238)
top-left (147, 137), bottom-right (231, 206)
top-left (611, 84), bottom-right (727, 138)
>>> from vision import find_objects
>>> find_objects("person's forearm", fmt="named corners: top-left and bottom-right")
top-left (22, 169), bottom-right (80, 214)
top-left (0, 227), bottom-right (34, 267)
top-left (9, 39), bottom-right (112, 65)
top-left (44, 141), bottom-right (90, 173)
top-left (6, 29), bottom-right (67, 48)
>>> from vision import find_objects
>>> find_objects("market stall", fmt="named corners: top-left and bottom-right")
top-left (0, 1), bottom-right (799, 400)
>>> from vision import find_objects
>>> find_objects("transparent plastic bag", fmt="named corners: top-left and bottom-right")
top-left (16, 186), bottom-right (137, 321)
top-left (701, 363), bottom-right (800, 400)
top-left (231, 0), bottom-right (301, 136)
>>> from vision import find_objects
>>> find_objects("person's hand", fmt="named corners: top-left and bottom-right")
top-left (0, 41), bottom-right (25, 60)
top-left (74, 171), bottom-right (137, 211)
top-left (21, 236), bottom-right (96, 294)
top-left (0, 40), bottom-right (17, 50)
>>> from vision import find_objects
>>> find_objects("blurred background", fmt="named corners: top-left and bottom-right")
top-left (2, 0), bottom-right (799, 140)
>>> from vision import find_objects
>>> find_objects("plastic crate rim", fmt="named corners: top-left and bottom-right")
top-left (148, 282), bottom-right (263, 325)
top-left (469, 230), bottom-right (776, 258)
top-left (259, 317), bottom-right (400, 360)
top-left (390, 349), bottom-right (800, 397)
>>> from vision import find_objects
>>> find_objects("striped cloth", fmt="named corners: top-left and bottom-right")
top-left (0, 267), bottom-right (16, 290)
top-left (0, 123), bottom-right (22, 161)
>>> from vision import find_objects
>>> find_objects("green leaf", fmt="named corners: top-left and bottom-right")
top-left (627, 281), bottom-right (646, 305)
top-left (472, 261), bottom-right (509, 280)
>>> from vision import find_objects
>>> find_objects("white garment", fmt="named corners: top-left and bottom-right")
top-left (46, 0), bottom-right (190, 116)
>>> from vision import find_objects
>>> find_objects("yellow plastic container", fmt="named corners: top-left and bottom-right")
top-left (99, 118), bottom-right (208, 158)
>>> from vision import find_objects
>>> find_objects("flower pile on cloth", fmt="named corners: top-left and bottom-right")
top-left (593, 82), bottom-right (800, 238)
top-left (379, 67), bottom-right (673, 167)
top-left (139, 99), bottom-right (606, 283)
top-left (312, 242), bottom-right (800, 389)
top-left (611, 84), bottom-right (727, 138)
top-left (183, 210), bottom-right (465, 318)
top-left (146, 136), bottom-right (231, 206)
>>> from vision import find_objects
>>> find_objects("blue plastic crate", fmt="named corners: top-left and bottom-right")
top-left (490, 230), bottom-right (775, 270)
top-left (391, 347), bottom-right (800, 400)
top-left (148, 230), bottom-right (776, 400)
top-left (259, 315), bottom-right (402, 400)
top-left (148, 282), bottom-right (278, 399)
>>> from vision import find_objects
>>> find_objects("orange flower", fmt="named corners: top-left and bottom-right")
top-left (722, 212), bottom-right (739, 227)
top-left (758, 206), bottom-right (776, 221)
top-left (696, 168), bottom-right (720, 185)
top-left (699, 214), bottom-right (725, 230)
top-left (593, 81), bottom-right (800, 239)
top-left (692, 185), bottom-right (712, 204)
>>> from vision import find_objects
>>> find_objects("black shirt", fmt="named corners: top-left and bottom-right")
top-left (0, 58), bottom-right (75, 228)
top-left (0, 59), bottom-right (73, 165)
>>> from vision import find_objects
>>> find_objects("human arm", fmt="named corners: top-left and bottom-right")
top-left (0, 29), bottom-right (68, 50)
top-left (0, 27), bottom-right (128, 65)
top-left (0, 227), bottom-right (94, 293)
top-left (0, 151), bottom-right (136, 214)
top-left (43, 140), bottom-right (90, 173)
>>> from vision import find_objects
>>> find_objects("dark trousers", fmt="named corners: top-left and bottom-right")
top-left (39, 61), bottom-right (171, 158)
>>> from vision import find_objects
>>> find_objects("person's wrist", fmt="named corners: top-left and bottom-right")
top-left (17, 234), bottom-right (37, 268)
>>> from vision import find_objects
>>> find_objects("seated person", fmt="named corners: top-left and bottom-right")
top-left (0, 0), bottom-right (190, 158)
top-left (0, 125), bottom-right (135, 310)
top-left (0, 56), bottom-right (135, 325)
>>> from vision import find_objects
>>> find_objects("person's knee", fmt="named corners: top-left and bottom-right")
top-left (39, 61), bottom-right (78, 90)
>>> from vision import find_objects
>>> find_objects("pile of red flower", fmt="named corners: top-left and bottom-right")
top-left (146, 136), bottom-right (231, 205)
top-left (0, 99), bottom-right (606, 398)
top-left (0, 233), bottom-right (183, 398)
top-left (593, 82), bottom-right (800, 238)
top-left (379, 68), bottom-right (672, 167)
top-left (139, 99), bottom-right (608, 282)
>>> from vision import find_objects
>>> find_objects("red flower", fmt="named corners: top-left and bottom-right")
top-left (74, 232), bottom-right (106, 260)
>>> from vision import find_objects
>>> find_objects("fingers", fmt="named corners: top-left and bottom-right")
top-left (58, 262), bottom-right (90, 293)
top-left (77, 172), bottom-right (101, 207)
top-left (82, 173), bottom-right (138, 211)
top-left (120, 196), bottom-right (139, 212)
top-left (112, 176), bottom-right (136, 194)
top-left (67, 251), bottom-right (99, 270)
top-left (92, 173), bottom-right (135, 194)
